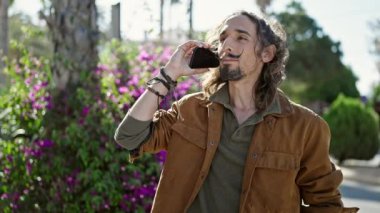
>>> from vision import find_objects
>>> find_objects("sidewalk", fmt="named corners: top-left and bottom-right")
top-left (336, 154), bottom-right (380, 186)
top-left (340, 166), bottom-right (380, 185)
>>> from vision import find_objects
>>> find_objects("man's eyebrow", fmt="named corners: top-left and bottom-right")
top-left (236, 29), bottom-right (251, 37)
top-left (219, 29), bottom-right (252, 37)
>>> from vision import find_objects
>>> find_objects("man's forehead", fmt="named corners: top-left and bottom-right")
top-left (220, 15), bottom-right (256, 35)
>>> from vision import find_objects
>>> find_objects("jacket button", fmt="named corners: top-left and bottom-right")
top-left (210, 141), bottom-right (214, 146)
top-left (252, 153), bottom-right (258, 159)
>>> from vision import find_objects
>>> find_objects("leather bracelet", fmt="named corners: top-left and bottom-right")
top-left (160, 67), bottom-right (177, 89)
top-left (147, 77), bottom-right (171, 91)
top-left (147, 86), bottom-right (165, 99)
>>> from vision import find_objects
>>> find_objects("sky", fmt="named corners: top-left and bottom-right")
top-left (10, 0), bottom-right (380, 97)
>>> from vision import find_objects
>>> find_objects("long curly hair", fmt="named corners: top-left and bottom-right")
top-left (202, 11), bottom-right (289, 112)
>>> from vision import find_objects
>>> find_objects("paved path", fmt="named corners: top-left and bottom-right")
top-left (341, 179), bottom-right (380, 212)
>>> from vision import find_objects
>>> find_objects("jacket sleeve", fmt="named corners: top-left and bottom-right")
top-left (127, 102), bottom-right (179, 162)
top-left (296, 115), bottom-right (359, 213)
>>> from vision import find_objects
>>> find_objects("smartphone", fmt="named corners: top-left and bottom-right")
top-left (189, 47), bottom-right (220, 69)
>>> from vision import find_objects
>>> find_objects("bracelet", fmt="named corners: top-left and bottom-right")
top-left (146, 77), bottom-right (171, 91)
top-left (147, 86), bottom-right (165, 99)
top-left (160, 67), bottom-right (177, 89)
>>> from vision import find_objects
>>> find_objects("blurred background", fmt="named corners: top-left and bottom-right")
top-left (0, 0), bottom-right (379, 212)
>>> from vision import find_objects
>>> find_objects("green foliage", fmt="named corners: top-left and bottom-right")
top-left (276, 1), bottom-right (360, 103)
top-left (8, 12), bottom-right (52, 59)
top-left (0, 40), bottom-right (200, 212)
top-left (323, 94), bottom-right (380, 163)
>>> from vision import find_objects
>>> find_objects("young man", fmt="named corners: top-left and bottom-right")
top-left (115, 11), bottom-right (359, 213)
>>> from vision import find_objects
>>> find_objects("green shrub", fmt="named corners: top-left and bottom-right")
top-left (323, 94), bottom-right (380, 164)
top-left (0, 40), bottom-right (201, 212)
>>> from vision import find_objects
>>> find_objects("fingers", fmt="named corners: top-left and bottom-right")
top-left (178, 40), bottom-right (212, 53)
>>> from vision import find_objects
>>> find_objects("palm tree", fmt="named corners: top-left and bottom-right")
top-left (159, 0), bottom-right (180, 40)
top-left (187, 0), bottom-right (193, 39)
top-left (255, 0), bottom-right (272, 14)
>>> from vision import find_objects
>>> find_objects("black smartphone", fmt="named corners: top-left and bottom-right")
top-left (189, 47), bottom-right (220, 69)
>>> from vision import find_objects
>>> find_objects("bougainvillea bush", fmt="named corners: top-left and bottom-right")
top-left (0, 40), bottom-right (201, 212)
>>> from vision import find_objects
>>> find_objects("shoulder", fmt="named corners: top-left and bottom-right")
top-left (175, 92), bottom-right (208, 106)
top-left (278, 92), bottom-right (329, 131)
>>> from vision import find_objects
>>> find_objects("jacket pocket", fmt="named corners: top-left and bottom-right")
top-left (256, 151), bottom-right (300, 170)
top-left (249, 151), bottom-right (300, 211)
top-left (171, 122), bottom-right (207, 149)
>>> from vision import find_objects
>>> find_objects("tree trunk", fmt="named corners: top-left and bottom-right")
top-left (255, 0), bottom-right (272, 14)
top-left (0, 0), bottom-right (9, 86)
top-left (160, 0), bottom-right (164, 40)
top-left (41, 0), bottom-right (99, 90)
top-left (187, 0), bottom-right (193, 39)
top-left (0, 0), bottom-right (8, 55)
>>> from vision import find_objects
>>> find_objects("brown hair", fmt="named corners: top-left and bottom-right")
top-left (202, 11), bottom-right (289, 112)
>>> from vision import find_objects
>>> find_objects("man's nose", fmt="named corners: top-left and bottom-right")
top-left (219, 39), bottom-right (233, 56)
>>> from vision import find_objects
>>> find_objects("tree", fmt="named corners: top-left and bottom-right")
top-left (324, 94), bottom-right (379, 164)
top-left (370, 19), bottom-right (380, 78)
top-left (159, 0), bottom-right (180, 40)
top-left (187, 0), bottom-right (193, 39)
top-left (255, 0), bottom-right (272, 14)
top-left (0, 0), bottom-right (9, 55)
top-left (40, 0), bottom-right (99, 90)
top-left (275, 2), bottom-right (360, 104)
top-left (0, 0), bottom-right (9, 86)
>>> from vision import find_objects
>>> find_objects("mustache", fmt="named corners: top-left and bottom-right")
top-left (219, 50), bottom-right (244, 59)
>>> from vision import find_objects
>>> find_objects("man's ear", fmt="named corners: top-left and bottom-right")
top-left (261, 44), bottom-right (276, 63)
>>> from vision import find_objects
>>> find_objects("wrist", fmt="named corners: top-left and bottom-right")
top-left (159, 67), bottom-right (178, 90)
top-left (162, 65), bottom-right (180, 81)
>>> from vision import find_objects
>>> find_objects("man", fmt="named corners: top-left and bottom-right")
top-left (115, 11), bottom-right (358, 213)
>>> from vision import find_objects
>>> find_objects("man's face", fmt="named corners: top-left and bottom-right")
top-left (217, 15), bottom-right (263, 81)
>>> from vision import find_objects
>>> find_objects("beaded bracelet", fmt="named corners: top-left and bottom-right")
top-left (160, 67), bottom-right (177, 89)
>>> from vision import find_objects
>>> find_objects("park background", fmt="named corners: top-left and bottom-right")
top-left (0, 0), bottom-right (379, 212)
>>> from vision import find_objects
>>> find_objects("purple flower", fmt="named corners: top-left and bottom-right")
top-left (4, 168), bottom-right (10, 175)
top-left (1, 193), bottom-right (9, 200)
top-left (28, 92), bottom-right (36, 102)
top-left (36, 139), bottom-right (54, 148)
top-left (24, 78), bottom-right (31, 86)
top-left (115, 78), bottom-right (121, 85)
top-left (41, 81), bottom-right (49, 87)
top-left (32, 102), bottom-right (43, 110)
top-left (33, 84), bottom-right (42, 92)
top-left (81, 106), bottom-right (91, 117)
top-left (160, 47), bottom-right (173, 62)
top-left (127, 75), bottom-right (139, 87)
top-left (118, 86), bottom-right (129, 94)
top-left (156, 151), bottom-right (167, 164)
top-left (138, 50), bottom-right (154, 62)
top-left (130, 87), bottom-right (145, 99)
top-left (6, 155), bottom-right (13, 163)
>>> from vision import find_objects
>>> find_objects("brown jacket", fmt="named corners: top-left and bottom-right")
top-left (127, 92), bottom-right (359, 213)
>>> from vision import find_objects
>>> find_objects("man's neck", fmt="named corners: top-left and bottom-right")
top-left (228, 77), bottom-right (257, 111)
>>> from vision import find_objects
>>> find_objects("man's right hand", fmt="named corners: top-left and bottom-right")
top-left (163, 40), bottom-right (213, 80)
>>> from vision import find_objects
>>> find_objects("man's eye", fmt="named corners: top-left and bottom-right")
top-left (238, 36), bottom-right (247, 40)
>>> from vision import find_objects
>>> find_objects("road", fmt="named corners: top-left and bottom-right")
top-left (340, 179), bottom-right (380, 212)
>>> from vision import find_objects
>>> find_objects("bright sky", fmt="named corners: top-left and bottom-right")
top-left (10, 0), bottom-right (380, 97)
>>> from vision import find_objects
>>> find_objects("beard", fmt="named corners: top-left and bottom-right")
top-left (220, 65), bottom-right (245, 82)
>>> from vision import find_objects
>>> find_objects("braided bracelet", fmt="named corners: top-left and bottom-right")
top-left (160, 67), bottom-right (177, 89)
top-left (146, 77), bottom-right (171, 91)
top-left (147, 86), bottom-right (165, 99)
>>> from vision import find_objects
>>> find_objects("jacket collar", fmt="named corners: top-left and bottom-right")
top-left (197, 84), bottom-right (294, 118)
